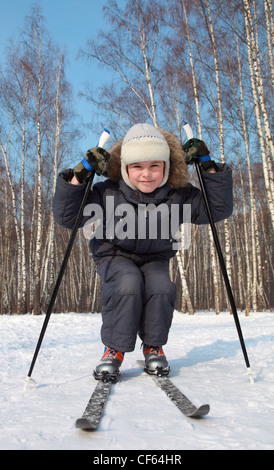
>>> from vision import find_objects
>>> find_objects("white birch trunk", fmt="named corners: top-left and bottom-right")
top-left (20, 96), bottom-right (29, 314)
top-left (176, 224), bottom-right (195, 314)
top-left (33, 28), bottom-right (43, 315)
top-left (264, 0), bottom-right (274, 91)
top-left (243, 0), bottom-right (274, 229)
top-left (42, 56), bottom-right (63, 307)
top-left (0, 130), bottom-right (23, 314)
top-left (243, 0), bottom-right (274, 160)
top-left (205, 0), bottom-right (232, 309)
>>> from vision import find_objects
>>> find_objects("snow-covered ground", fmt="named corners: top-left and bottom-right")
top-left (0, 310), bottom-right (274, 450)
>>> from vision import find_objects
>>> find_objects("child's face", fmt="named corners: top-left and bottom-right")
top-left (127, 161), bottom-right (165, 193)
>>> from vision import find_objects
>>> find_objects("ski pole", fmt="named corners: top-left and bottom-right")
top-left (183, 122), bottom-right (254, 383)
top-left (24, 129), bottom-right (110, 390)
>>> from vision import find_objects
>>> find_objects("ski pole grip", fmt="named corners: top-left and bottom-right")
top-left (183, 121), bottom-right (194, 140)
top-left (98, 128), bottom-right (110, 148)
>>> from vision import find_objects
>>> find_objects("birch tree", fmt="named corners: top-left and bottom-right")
top-left (242, 0), bottom-right (274, 228)
top-left (0, 5), bottom-right (77, 314)
top-left (41, 54), bottom-right (65, 307)
top-left (81, 0), bottom-right (166, 128)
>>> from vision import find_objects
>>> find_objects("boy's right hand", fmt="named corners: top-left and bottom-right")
top-left (73, 147), bottom-right (110, 183)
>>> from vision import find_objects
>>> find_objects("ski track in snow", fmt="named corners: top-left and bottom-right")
top-left (0, 310), bottom-right (274, 450)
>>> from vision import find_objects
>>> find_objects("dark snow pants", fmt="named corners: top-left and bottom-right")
top-left (96, 256), bottom-right (177, 352)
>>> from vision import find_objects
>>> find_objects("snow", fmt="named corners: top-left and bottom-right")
top-left (1, 310), bottom-right (274, 450)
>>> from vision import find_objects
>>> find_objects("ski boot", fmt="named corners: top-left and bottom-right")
top-left (94, 347), bottom-right (124, 383)
top-left (143, 345), bottom-right (170, 376)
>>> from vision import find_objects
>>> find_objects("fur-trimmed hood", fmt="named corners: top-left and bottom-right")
top-left (106, 128), bottom-right (188, 189)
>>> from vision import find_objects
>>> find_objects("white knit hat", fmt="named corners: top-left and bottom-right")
top-left (120, 123), bottom-right (170, 190)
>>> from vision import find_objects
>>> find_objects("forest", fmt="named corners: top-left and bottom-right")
top-left (0, 0), bottom-right (273, 315)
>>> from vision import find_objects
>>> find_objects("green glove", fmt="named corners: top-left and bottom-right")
top-left (182, 138), bottom-right (219, 172)
top-left (73, 147), bottom-right (110, 183)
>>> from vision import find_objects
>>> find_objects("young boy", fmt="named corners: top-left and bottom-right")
top-left (53, 123), bottom-right (233, 380)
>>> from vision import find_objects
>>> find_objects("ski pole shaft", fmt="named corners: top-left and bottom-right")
top-left (183, 122), bottom-right (253, 382)
top-left (25, 129), bottom-right (110, 383)
top-left (195, 161), bottom-right (250, 364)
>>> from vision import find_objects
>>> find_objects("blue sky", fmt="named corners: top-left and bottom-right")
top-left (0, 0), bottom-right (113, 152)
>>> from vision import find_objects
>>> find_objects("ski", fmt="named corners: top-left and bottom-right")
top-left (76, 362), bottom-right (209, 431)
top-left (75, 379), bottom-right (113, 431)
top-left (137, 360), bottom-right (210, 418)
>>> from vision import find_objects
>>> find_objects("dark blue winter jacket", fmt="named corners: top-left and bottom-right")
top-left (52, 164), bottom-right (233, 264)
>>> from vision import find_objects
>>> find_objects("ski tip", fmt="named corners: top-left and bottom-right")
top-left (186, 404), bottom-right (210, 418)
top-left (75, 418), bottom-right (98, 431)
